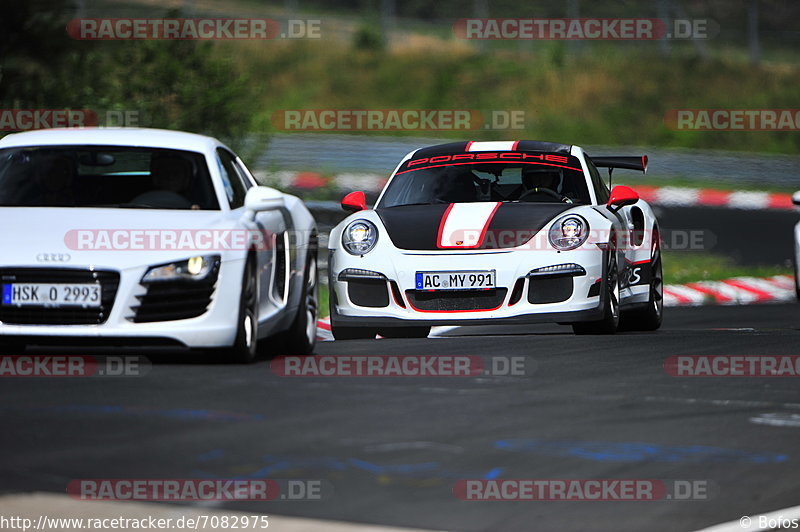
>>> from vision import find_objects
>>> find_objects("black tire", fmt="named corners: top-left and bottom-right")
top-left (275, 253), bottom-right (319, 356)
top-left (378, 326), bottom-right (431, 339)
top-left (228, 258), bottom-right (259, 363)
top-left (572, 251), bottom-right (620, 335)
top-left (622, 228), bottom-right (664, 331)
top-left (794, 252), bottom-right (800, 301)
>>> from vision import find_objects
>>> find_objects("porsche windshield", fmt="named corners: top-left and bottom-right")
top-left (0, 146), bottom-right (220, 210)
top-left (379, 153), bottom-right (591, 208)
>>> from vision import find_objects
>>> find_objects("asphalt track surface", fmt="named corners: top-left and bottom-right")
top-left (1, 303), bottom-right (800, 532)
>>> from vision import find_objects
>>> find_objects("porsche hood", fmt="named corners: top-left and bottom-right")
top-left (376, 202), bottom-right (574, 251)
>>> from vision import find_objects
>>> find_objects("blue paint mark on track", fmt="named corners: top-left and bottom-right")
top-left (495, 439), bottom-right (788, 464)
top-left (193, 452), bottom-right (504, 481)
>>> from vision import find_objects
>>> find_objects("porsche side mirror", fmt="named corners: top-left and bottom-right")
top-left (608, 185), bottom-right (639, 210)
top-left (793, 191), bottom-right (800, 206)
top-left (341, 191), bottom-right (367, 213)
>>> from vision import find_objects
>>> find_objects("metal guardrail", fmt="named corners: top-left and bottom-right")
top-left (257, 133), bottom-right (800, 187)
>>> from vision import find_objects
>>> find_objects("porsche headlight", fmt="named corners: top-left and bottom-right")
top-left (342, 220), bottom-right (378, 255)
top-left (548, 215), bottom-right (589, 251)
top-left (142, 255), bottom-right (220, 283)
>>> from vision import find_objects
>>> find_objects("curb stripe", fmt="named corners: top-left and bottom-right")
top-left (720, 279), bottom-right (775, 301)
top-left (684, 283), bottom-right (733, 304)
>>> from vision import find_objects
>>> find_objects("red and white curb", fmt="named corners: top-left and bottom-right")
top-left (663, 274), bottom-right (796, 306)
top-left (633, 185), bottom-right (794, 210)
top-left (256, 170), bottom-right (796, 211)
top-left (317, 275), bottom-right (797, 339)
top-left (316, 317), bottom-right (334, 341)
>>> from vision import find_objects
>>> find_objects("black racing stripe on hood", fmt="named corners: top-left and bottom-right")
top-left (481, 202), bottom-right (575, 249)
top-left (376, 204), bottom-right (451, 250)
top-left (376, 202), bottom-right (576, 251)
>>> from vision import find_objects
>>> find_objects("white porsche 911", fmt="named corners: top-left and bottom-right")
top-left (328, 140), bottom-right (662, 339)
top-left (0, 128), bottom-right (318, 362)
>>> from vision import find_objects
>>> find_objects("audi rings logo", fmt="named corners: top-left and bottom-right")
top-left (36, 253), bottom-right (71, 263)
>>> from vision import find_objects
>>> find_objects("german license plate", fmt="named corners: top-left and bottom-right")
top-left (2, 283), bottom-right (101, 307)
top-left (415, 270), bottom-right (496, 291)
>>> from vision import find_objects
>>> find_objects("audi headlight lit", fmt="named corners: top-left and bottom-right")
top-left (142, 255), bottom-right (220, 283)
top-left (342, 220), bottom-right (378, 255)
top-left (548, 215), bottom-right (589, 251)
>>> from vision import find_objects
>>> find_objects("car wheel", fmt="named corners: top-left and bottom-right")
top-left (229, 259), bottom-right (259, 363)
top-left (378, 327), bottom-right (431, 338)
top-left (276, 253), bottom-right (319, 356)
top-left (622, 227), bottom-right (663, 331)
top-left (572, 251), bottom-right (620, 335)
top-left (794, 253), bottom-right (800, 301)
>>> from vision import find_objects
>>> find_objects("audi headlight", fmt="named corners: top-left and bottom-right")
top-left (548, 215), bottom-right (589, 251)
top-left (142, 255), bottom-right (220, 283)
top-left (342, 220), bottom-right (378, 255)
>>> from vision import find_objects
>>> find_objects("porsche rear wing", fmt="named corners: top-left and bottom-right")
top-left (590, 156), bottom-right (648, 173)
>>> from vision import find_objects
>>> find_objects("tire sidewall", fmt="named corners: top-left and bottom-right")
top-left (232, 259), bottom-right (258, 363)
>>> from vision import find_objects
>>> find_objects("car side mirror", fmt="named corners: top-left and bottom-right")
top-left (341, 191), bottom-right (367, 213)
top-left (793, 191), bottom-right (800, 206)
top-left (244, 186), bottom-right (283, 218)
top-left (608, 185), bottom-right (639, 210)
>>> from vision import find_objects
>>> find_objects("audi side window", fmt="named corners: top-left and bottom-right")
top-left (233, 157), bottom-right (256, 190)
top-left (215, 148), bottom-right (247, 209)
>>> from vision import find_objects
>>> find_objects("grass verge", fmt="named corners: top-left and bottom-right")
top-left (663, 252), bottom-right (790, 285)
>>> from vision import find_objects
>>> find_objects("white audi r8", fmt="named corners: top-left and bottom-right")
top-left (793, 191), bottom-right (800, 300)
top-left (328, 140), bottom-right (662, 339)
top-left (0, 128), bottom-right (318, 362)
